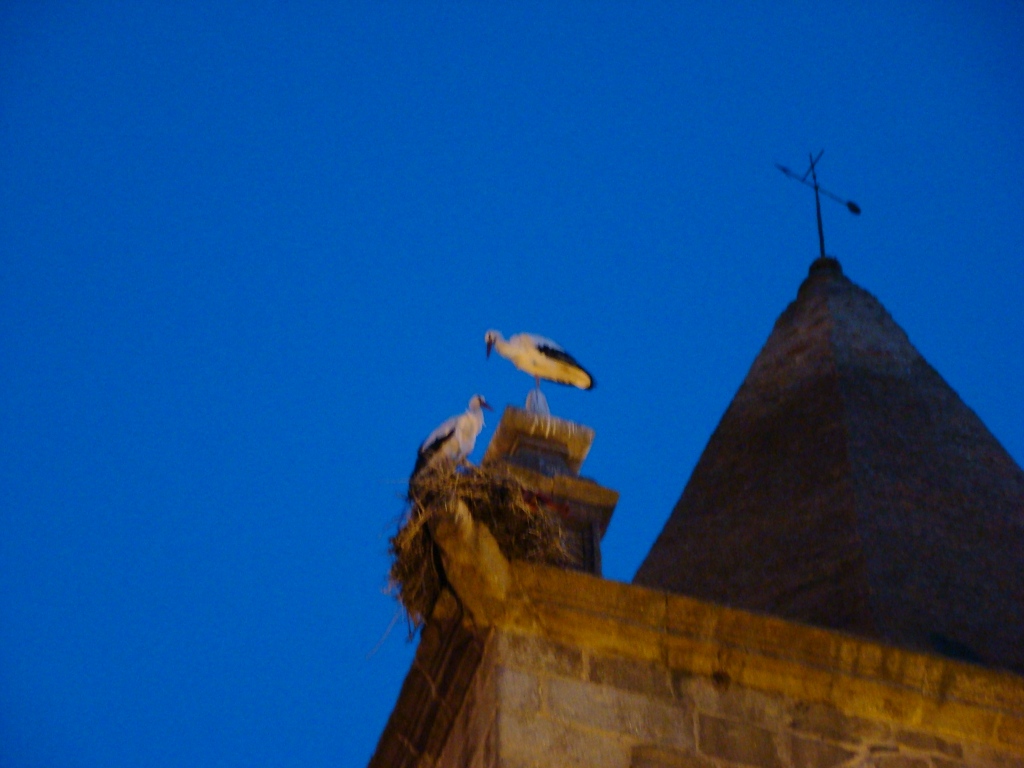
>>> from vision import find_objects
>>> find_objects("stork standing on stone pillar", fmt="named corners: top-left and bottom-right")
top-left (484, 330), bottom-right (594, 416)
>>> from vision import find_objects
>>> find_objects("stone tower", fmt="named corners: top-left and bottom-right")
top-left (370, 259), bottom-right (1024, 767)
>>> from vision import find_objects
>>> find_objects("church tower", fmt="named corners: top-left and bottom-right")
top-left (371, 259), bottom-right (1024, 767)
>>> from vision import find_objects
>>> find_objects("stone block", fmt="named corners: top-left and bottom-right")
top-left (869, 756), bottom-right (929, 768)
top-left (529, 600), bottom-right (664, 664)
top-left (630, 744), bottom-right (715, 768)
top-left (664, 595), bottom-right (723, 640)
top-left (698, 714), bottom-right (783, 768)
top-left (546, 676), bottom-right (694, 749)
top-left (590, 652), bottom-right (675, 700)
top-left (894, 729), bottom-right (963, 758)
top-left (497, 758), bottom-right (540, 768)
top-left (680, 674), bottom-right (787, 727)
top-left (910, 699), bottom-right (1001, 746)
top-left (499, 708), bottom-right (631, 768)
top-left (788, 734), bottom-right (856, 768)
top-left (788, 700), bottom-right (889, 744)
top-left (497, 667), bottom-right (542, 715)
top-left (518, 563), bottom-right (666, 632)
top-left (960, 744), bottom-right (1024, 768)
top-left (665, 592), bottom-right (842, 674)
top-left (996, 714), bottom-right (1024, 750)
top-left (495, 631), bottom-right (584, 680)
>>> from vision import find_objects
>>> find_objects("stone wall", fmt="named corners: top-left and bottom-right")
top-left (372, 522), bottom-right (1024, 768)
top-left (455, 629), bottom-right (1023, 768)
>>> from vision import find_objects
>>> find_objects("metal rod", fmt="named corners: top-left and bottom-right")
top-left (809, 152), bottom-right (826, 260)
top-left (775, 163), bottom-right (860, 213)
top-left (802, 149), bottom-right (825, 182)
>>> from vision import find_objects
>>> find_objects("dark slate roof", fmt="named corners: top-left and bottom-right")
top-left (634, 257), bottom-right (1024, 674)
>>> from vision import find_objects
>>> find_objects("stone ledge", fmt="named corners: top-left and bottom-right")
top-left (497, 562), bottom-right (1024, 753)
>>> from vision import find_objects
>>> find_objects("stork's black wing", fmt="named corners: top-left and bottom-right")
top-left (411, 427), bottom-right (455, 479)
top-left (536, 344), bottom-right (595, 389)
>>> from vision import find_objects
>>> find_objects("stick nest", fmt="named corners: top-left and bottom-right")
top-left (388, 463), bottom-right (569, 633)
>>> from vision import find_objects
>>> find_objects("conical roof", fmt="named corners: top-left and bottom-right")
top-left (634, 257), bottom-right (1024, 674)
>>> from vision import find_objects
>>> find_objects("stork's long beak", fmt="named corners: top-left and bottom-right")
top-left (486, 339), bottom-right (494, 358)
top-left (480, 398), bottom-right (494, 411)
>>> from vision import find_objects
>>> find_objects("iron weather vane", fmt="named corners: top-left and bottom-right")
top-left (776, 150), bottom-right (861, 260)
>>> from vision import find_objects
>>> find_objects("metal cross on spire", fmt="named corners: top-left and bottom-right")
top-left (776, 150), bottom-right (860, 260)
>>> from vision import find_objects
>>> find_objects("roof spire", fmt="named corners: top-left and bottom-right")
top-left (634, 264), bottom-right (1024, 673)
top-left (776, 150), bottom-right (861, 262)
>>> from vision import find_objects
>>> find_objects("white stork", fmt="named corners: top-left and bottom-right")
top-left (410, 394), bottom-right (493, 481)
top-left (485, 330), bottom-right (594, 390)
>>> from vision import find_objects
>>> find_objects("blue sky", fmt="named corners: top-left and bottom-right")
top-left (2, 3), bottom-right (1022, 766)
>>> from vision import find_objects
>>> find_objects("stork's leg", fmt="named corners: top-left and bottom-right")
top-left (525, 386), bottom-right (550, 417)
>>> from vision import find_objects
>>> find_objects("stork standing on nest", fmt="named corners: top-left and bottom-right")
top-left (484, 330), bottom-right (594, 415)
top-left (410, 394), bottom-right (493, 482)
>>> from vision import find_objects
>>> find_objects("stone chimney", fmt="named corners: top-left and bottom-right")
top-left (482, 405), bottom-right (617, 575)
